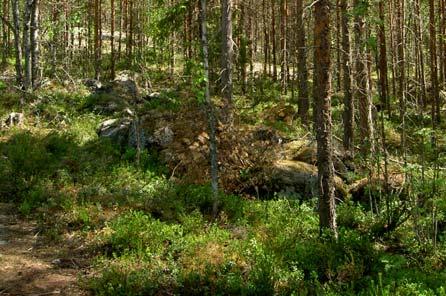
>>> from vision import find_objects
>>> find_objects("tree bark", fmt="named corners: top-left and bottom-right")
top-left (1, 0), bottom-right (8, 67)
top-left (429, 0), bottom-right (440, 125)
top-left (271, 0), bottom-right (277, 80)
top-left (296, 0), bottom-right (309, 124)
top-left (94, 0), bottom-right (100, 79)
top-left (220, 0), bottom-right (233, 121)
top-left (414, 0), bottom-right (427, 109)
top-left (340, 0), bottom-right (353, 154)
top-left (30, 0), bottom-right (39, 87)
top-left (200, 0), bottom-right (219, 218)
top-left (262, 0), bottom-right (269, 75)
top-left (378, 1), bottom-right (389, 114)
top-left (280, 0), bottom-right (287, 93)
top-left (335, 0), bottom-right (342, 92)
top-left (354, 0), bottom-right (374, 155)
top-left (440, 0), bottom-right (445, 84)
top-left (11, 0), bottom-right (22, 86)
top-left (127, 0), bottom-right (133, 63)
top-left (23, 0), bottom-right (32, 91)
top-left (313, 0), bottom-right (337, 238)
top-left (111, 0), bottom-right (116, 79)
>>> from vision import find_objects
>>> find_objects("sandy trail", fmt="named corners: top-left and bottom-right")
top-left (0, 203), bottom-right (89, 296)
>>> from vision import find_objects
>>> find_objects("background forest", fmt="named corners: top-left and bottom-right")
top-left (1, 0), bottom-right (446, 295)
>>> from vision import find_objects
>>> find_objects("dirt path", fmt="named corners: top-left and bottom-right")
top-left (0, 203), bottom-right (89, 296)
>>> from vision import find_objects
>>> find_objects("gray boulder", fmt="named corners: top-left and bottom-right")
top-left (97, 118), bottom-right (132, 147)
top-left (97, 115), bottom-right (174, 150)
top-left (269, 160), bottom-right (348, 200)
top-left (3, 112), bottom-right (24, 127)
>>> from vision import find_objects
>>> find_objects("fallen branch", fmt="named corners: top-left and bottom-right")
top-left (388, 157), bottom-right (446, 171)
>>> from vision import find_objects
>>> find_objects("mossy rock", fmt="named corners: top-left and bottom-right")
top-left (283, 141), bottom-right (352, 180)
top-left (269, 160), bottom-right (348, 200)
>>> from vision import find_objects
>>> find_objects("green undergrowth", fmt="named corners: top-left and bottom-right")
top-left (89, 200), bottom-right (446, 295)
top-left (0, 78), bottom-right (446, 295)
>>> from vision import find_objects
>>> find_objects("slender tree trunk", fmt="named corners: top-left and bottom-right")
top-left (1, 0), bottom-right (8, 67)
top-left (271, 0), bottom-right (277, 80)
top-left (118, 0), bottom-right (123, 60)
top-left (415, 0), bottom-right (427, 108)
top-left (11, 0), bottom-right (22, 86)
top-left (262, 0), bottom-right (269, 75)
top-left (438, 0), bottom-right (446, 85)
top-left (247, 0), bottom-right (254, 78)
top-left (396, 0), bottom-right (407, 158)
top-left (443, 0), bottom-right (446, 84)
top-left (340, 0), bottom-right (353, 154)
top-left (199, 0), bottom-right (219, 218)
top-left (239, 2), bottom-right (247, 94)
top-left (429, 0), bottom-right (440, 125)
top-left (313, 0), bottom-right (337, 238)
top-left (23, 0), bottom-right (32, 91)
top-left (128, 0), bottom-right (133, 64)
top-left (64, 0), bottom-right (68, 50)
top-left (377, 0), bottom-right (390, 193)
top-left (111, 0), bottom-right (115, 79)
top-left (280, 0), bottom-right (287, 92)
top-left (389, 1), bottom-right (397, 101)
top-left (354, 0), bottom-right (374, 155)
top-left (296, 0), bottom-right (309, 124)
top-left (94, 0), bottom-right (100, 79)
top-left (221, 0), bottom-right (233, 120)
top-left (186, 3), bottom-right (192, 59)
top-left (170, 0), bottom-right (175, 79)
top-left (335, 0), bottom-right (342, 92)
top-left (30, 0), bottom-right (39, 88)
top-left (378, 1), bottom-right (389, 114)
top-left (99, 0), bottom-right (103, 65)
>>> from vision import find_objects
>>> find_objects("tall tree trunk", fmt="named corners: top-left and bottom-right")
top-left (239, 1), bottom-right (247, 94)
top-left (186, 2), bottom-right (192, 60)
top-left (354, 0), bottom-right (374, 155)
top-left (271, 0), bottom-right (277, 80)
top-left (262, 0), bottom-right (269, 75)
top-left (415, 0), bottom-right (427, 108)
top-left (440, 0), bottom-right (445, 84)
top-left (118, 0), bottom-right (123, 60)
top-left (429, 0), bottom-right (440, 125)
top-left (377, 0), bottom-right (390, 193)
top-left (94, 0), bottom-right (100, 79)
top-left (378, 1), bottom-right (389, 114)
top-left (30, 0), bottom-right (39, 88)
top-left (23, 0), bottom-right (32, 91)
top-left (313, 0), bottom-right (337, 238)
top-left (389, 1), bottom-right (397, 101)
top-left (396, 0), bottom-right (407, 159)
top-left (280, 0), bottom-right (287, 92)
top-left (1, 0), bottom-right (8, 67)
top-left (99, 0), bottom-right (103, 66)
top-left (443, 0), bottom-right (446, 84)
top-left (296, 0), bottom-right (309, 124)
top-left (335, 0), bottom-right (342, 92)
top-left (199, 0), bottom-right (219, 218)
top-left (221, 0), bottom-right (233, 120)
top-left (111, 0), bottom-right (116, 79)
top-left (127, 0), bottom-right (133, 64)
top-left (11, 0), bottom-right (22, 86)
top-left (247, 0), bottom-right (254, 78)
top-left (169, 0), bottom-right (175, 79)
top-left (340, 0), bottom-right (353, 154)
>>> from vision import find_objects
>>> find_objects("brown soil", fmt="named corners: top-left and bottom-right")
top-left (0, 203), bottom-right (90, 296)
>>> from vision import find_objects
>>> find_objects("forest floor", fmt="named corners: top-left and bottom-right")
top-left (0, 203), bottom-right (89, 296)
top-left (0, 69), bottom-right (445, 295)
